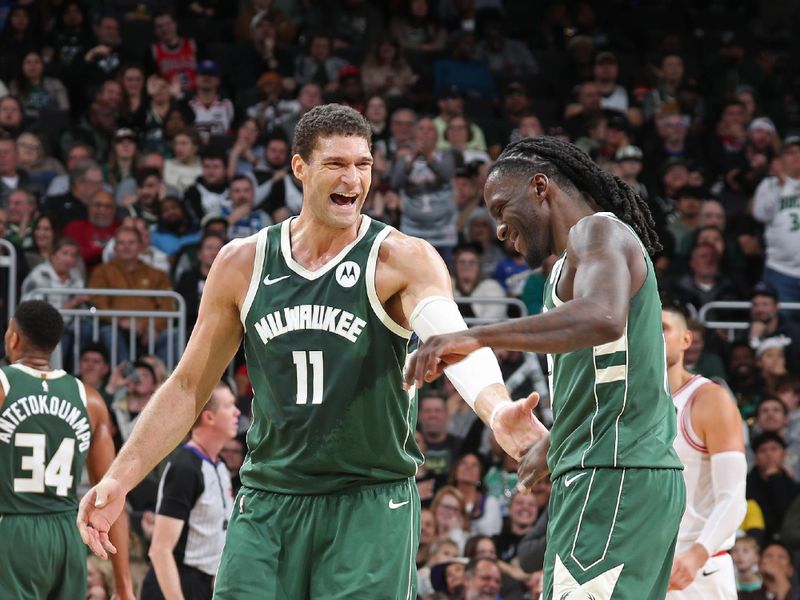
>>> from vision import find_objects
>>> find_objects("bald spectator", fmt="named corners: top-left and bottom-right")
top-left (64, 190), bottom-right (121, 270)
top-left (102, 216), bottom-right (170, 275)
top-left (42, 159), bottom-right (104, 225)
top-left (88, 226), bottom-right (174, 365)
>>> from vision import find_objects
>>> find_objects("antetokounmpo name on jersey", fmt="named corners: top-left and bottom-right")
top-left (254, 304), bottom-right (366, 345)
top-left (0, 395), bottom-right (90, 452)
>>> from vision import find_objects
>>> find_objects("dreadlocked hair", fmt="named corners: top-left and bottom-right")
top-left (490, 136), bottom-right (662, 254)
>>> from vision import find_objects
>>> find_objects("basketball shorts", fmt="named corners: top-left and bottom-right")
top-left (544, 467), bottom-right (685, 600)
top-left (666, 552), bottom-right (737, 600)
top-left (0, 510), bottom-right (87, 600)
top-left (214, 478), bottom-right (420, 600)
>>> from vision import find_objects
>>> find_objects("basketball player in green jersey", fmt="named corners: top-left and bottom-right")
top-left (0, 300), bottom-right (134, 600)
top-left (77, 104), bottom-right (547, 599)
top-left (407, 137), bottom-right (685, 599)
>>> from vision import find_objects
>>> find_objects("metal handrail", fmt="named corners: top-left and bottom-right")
top-left (38, 288), bottom-right (187, 372)
top-left (699, 300), bottom-right (800, 339)
top-left (0, 238), bottom-right (17, 324)
top-left (454, 296), bottom-right (529, 326)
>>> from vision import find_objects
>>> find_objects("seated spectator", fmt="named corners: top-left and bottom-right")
top-left (77, 341), bottom-right (112, 402)
top-left (42, 159), bottom-right (103, 225)
top-left (746, 432), bottom-right (800, 544)
top-left (417, 507), bottom-right (438, 567)
top-left (5, 188), bottom-right (37, 249)
top-left (563, 81), bottom-right (604, 140)
top-left (274, 83), bottom-right (323, 145)
top-left (643, 112), bottom-right (703, 189)
top-left (10, 50), bottom-right (70, 118)
top-left (232, 12), bottom-right (291, 91)
top-left (738, 542), bottom-right (795, 600)
top-left (475, 21), bottom-right (538, 81)
top-left (613, 145), bottom-right (647, 202)
top-left (756, 337), bottom-right (791, 394)
top-left (162, 128), bottom-right (202, 195)
top-left (45, 141), bottom-right (93, 197)
top-left (225, 175), bottom-right (269, 239)
top-left (110, 359), bottom-right (159, 448)
top-left (452, 243), bottom-right (508, 322)
top-left (20, 236), bottom-right (86, 314)
top-left (444, 115), bottom-right (490, 165)
top-left (175, 232), bottom-right (224, 335)
top-left (121, 167), bottom-right (164, 227)
top-left (746, 282), bottom-right (800, 372)
top-left (189, 60), bottom-right (234, 142)
top-left (0, 96), bottom-right (25, 138)
top-left (333, 65), bottom-right (366, 113)
top-left (750, 396), bottom-right (800, 475)
top-left (493, 237), bottom-right (529, 295)
top-left (776, 374), bottom-right (800, 447)
top-left (389, 0), bottom-right (446, 59)
top-left (105, 128), bottom-right (139, 188)
top-left (682, 318), bottom-right (728, 381)
top-left (752, 135), bottom-right (800, 309)
top-left (88, 225), bottom-right (175, 365)
top-left (642, 53), bottom-right (686, 122)
top-left (592, 52), bottom-right (630, 116)
top-left (59, 99), bottom-right (117, 162)
top-left (461, 558), bottom-right (502, 600)
top-left (433, 31), bottom-right (496, 100)
top-left (431, 485), bottom-right (470, 552)
top-left (392, 117), bottom-right (458, 258)
top-left (667, 241), bottom-right (738, 311)
top-left (293, 34), bottom-right (349, 95)
top-left (0, 132), bottom-right (37, 205)
top-left (246, 72), bottom-right (294, 133)
top-left (434, 86), bottom-right (487, 152)
top-left (667, 186), bottom-right (704, 256)
top-left (732, 535), bottom-right (762, 595)
top-left (64, 189), bottom-right (121, 271)
top-left (15, 131), bottom-right (64, 191)
top-left (361, 39), bottom-right (417, 99)
top-left (227, 118), bottom-right (264, 178)
top-left (102, 216), bottom-right (170, 275)
top-left (493, 490), bottom-right (538, 565)
top-left (24, 213), bottom-right (60, 270)
top-left (420, 391), bottom-right (462, 484)
top-left (465, 210), bottom-right (503, 279)
top-left (449, 453), bottom-right (502, 537)
top-left (417, 539), bottom-right (461, 598)
top-left (184, 149), bottom-right (230, 224)
top-left (170, 216), bottom-right (227, 284)
top-left (150, 196), bottom-right (201, 258)
top-left (82, 15), bottom-right (134, 88)
top-left (151, 11), bottom-right (198, 93)
top-left (727, 341), bottom-right (763, 419)
top-left (118, 65), bottom-right (147, 131)
top-left (725, 117), bottom-right (778, 198)
top-left (140, 74), bottom-right (177, 154)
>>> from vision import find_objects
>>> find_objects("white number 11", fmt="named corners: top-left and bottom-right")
top-left (292, 351), bottom-right (324, 405)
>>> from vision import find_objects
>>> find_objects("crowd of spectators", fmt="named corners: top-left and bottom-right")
top-left (2, 0), bottom-right (800, 598)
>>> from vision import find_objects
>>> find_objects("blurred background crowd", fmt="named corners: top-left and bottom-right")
top-left (1, 0), bottom-right (800, 598)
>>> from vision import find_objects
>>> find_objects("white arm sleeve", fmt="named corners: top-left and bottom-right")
top-left (695, 451), bottom-right (748, 555)
top-left (752, 177), bottom-right (780, 223)
top-left (409, 296), bottom-right (504, 411)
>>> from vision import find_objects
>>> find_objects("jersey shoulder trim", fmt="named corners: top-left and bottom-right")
top-left (280, 215), bottom-right (372, 280)
top-left (8, 363), bottom-right (67, 380)
top-left (240, 227), bottom-right (270, 327)
top-left (76, 378), bottom-right (88, 407)
top-left (0, 368), bottom-right (9, 395)
top-left (366, 226), bottom-right (412, 339)
top-left (678, 381), bottom-right (712, 454)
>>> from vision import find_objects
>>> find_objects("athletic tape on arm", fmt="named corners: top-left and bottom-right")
top-left (696, 451), bottom-right (748, 555)
top-left (409, 296), bottom-right (504, 411)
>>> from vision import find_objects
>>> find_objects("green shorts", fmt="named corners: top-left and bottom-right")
top-left (214, 478), bottom-right (420, 600)
top-left (0, 511), bottom-right (87, 600)
top-left (544, 467), bottom-right (684, 600)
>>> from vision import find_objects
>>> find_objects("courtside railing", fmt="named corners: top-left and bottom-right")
top-left (35, 288), bottom-right (187, 372)
top-left (0, 239), bottom-right (17, 324)
top-left (455, 296), bottom-right (528, 326)
top-left (699, 300), bottom-right (800, 340)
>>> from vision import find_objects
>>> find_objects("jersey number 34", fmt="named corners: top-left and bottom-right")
top-left (14, 433), bottom-right (75, 496)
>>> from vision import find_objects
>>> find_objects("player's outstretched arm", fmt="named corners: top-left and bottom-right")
top-left (78, 239), bottom-right (251, 557)
top-left (380, 232), bottom-right (546, 459)
top-left (669, 383), bottom-right (746, 591)
top-left (404, 216), bottom-right (637, 389)
top-left (84, 387), bottom-right (135, 599)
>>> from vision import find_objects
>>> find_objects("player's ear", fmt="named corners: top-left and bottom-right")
top-left (291, 154), bottom-right (306, 181)
top-left (531, 173), bottom-right (549, 202)
top-left (682, 329), bottom-right (693, 352)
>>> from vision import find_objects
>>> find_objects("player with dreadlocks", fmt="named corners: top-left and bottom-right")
top-left (406, 136), bottom-right (685, 599)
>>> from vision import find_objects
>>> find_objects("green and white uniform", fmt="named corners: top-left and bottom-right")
top-left (0, 364), bottom-right (91, 600)
top-left (542, 213), bottom-right (685, 599)
top-left (215, 216), bottom-right (422, 599)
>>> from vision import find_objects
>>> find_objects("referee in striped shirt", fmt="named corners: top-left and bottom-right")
top-left (141, 384), bottom-right (239, 600)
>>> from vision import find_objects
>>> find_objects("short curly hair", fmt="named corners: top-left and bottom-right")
top-left (14, 300), bottom-right (64, 353)
top-left (292, 104), bottom-right (372, 162)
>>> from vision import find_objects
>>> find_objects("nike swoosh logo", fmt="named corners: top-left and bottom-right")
top-left (263, 274), bottom-right (290, 286)
top-left (702, 569), bottom-right (719, 577)
top-left (389, 499), bottom-right (409, 509)
top-left (564, 472), bottom-right (587, 488)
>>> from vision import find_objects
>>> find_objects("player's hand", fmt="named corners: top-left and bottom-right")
top-left (668, 544), bottom-right (709, 590)
top-left (492, 393), bottom-right (550, 461)
top-left (77, 478), bottom-right (126, 560)
top-left (403, 331), bottom-right (481, 389)
top-left (516, 429), bottom-right (551, 491)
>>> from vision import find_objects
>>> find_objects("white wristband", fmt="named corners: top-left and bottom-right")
top-left (490, 401), bottom-right (512, 430)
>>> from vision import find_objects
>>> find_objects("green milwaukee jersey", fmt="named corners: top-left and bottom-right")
top-left (0, 364), bottom-right (91, 514)
top-left (240, 216), bottom-right (422, 494)
top-left (543, 213), bottom-right (682, 480)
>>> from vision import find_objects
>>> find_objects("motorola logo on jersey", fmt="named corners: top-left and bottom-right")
top-left (335, 261), bottom-right (360, 288)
